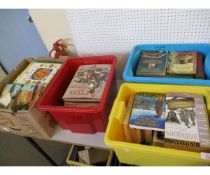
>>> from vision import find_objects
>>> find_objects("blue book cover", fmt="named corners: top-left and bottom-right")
top-left (129, 93), bottom-right (166, 131)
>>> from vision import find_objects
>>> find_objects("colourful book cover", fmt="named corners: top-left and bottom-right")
top-left (14, 61), bottom-right (61, 87)
top-left (136, 51), bottom-right (168, 77)
top-left (167, 51), bottom-right (197, 75)
top-left (62, 64), bottom-right (111, 102)
top-left (129, 93), bottom-right (166, 131)
top-left (0, 83), bottom-right (44, 111)
top-left (165, 92), bottom-right (210, 148)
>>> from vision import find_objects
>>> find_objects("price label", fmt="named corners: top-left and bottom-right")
top-left (201, 152), bottom-right (210, 160)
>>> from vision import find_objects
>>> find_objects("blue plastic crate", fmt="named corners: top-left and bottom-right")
top-left (123, 44), bottom-right (210, 86)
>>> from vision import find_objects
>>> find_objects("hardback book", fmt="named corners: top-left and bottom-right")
top-left (129, 93), bottom-right (166, 131)
top-left (195, 52), bottom-right (205, 79)
top-left (167, 51), bottom-right (197, 75)
top-left (14, 61), bottom-right (61, 87)
top-left (164, 92), bottom-right (210, 151)
top-left (62, 64), bottom-right (111, 103)
top-left (136, 51), bottom-right (168, 77)
top-left (122, 95), bottom-right (142, 143)
top-left (165, 74), bottom-right (194, 79)
top-left (142, 130), bottom-right (153, 145)
top-left (153, 131), bottom-right (165, 147)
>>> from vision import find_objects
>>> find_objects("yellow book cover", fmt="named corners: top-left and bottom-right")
top-left (167, 52), bottom-right (197, 75)
top-left (14, 61), bottom-right (61, 87)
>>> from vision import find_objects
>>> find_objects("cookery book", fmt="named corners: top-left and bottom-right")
top-left (14, 61), bottom-right (61, 87)
top-left (136, 51), bottom-right (168, 77)
top-left (167, 52), bottom-right (197, 75)
top-left (129, 93), bottom-right (166, 131)
top-left (165, 92), bottom-right (210, 150)
top-left (62, 64), bottom-right (111, 103)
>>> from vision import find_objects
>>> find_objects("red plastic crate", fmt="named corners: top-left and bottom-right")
top-left (37, 56), bottom-right (117, 134)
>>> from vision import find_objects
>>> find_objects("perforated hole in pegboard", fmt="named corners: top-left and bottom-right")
top-left (65, 9), bottom-right (210, 55)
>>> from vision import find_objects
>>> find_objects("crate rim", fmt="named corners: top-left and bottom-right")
top-left (104, 82), bottom-right (210, 163)
top-left (37, 55), bottom-right (117, 113)
top-left (123, 43), bottom-right (210, 86)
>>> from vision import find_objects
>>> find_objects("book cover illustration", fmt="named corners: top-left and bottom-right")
top-left (136, 51), bottom-right (168, 77)
top-left (0, 83), bottom-right (44, 112)
top-left (165, 93), bottom-right (200, 148)
top-left (167, 52), bottom-right (197, 75)
top-left (62, 64), bottom-right (111, 102)
top-left (14, 62), bottom-right (61, 87)
top-left (129, 93), bottom-right (166, 131)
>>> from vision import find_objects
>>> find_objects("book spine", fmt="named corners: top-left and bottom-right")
top-left (196, 96), bottom-right (210, 147)
top-left (164, 138), bottom-right (200, 147)
top-left (143, 130), bottom-right (153, 145)
top-left (195, 52), bottom-right (205, 79)
top-left (122, 95), bottom-right (143, 143)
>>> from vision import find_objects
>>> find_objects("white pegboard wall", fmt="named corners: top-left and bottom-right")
top-left (65, 9), bottom-right (210, 55)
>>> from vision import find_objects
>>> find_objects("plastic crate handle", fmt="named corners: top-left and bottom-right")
top-left (109, 100), bottom-right (126, 121)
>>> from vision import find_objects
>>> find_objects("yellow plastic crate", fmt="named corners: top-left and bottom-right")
top-left (66, 144), bottom-right (114, 166)
top-left (104, 83), bottom-right (210, 166)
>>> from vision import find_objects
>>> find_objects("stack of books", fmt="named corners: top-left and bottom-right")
top-left (62, 64), bottom-right (111, 106)
top-left (136, 51), bottom-right (205, 79)
top-left (122, 92), bottom-right (210, 152)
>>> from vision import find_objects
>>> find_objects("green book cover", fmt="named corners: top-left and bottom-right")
top-left (136, 51), bottom-right (168, 77)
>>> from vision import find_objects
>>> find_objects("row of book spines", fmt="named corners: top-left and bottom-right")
top-left (122, 125), bottom-right (153, 144)
top-left (122, 128), bottom-right (210, 152)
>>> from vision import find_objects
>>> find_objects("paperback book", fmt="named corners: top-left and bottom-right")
top-left (129, 93), bottom-right (166, 131)
top-left (164, 92), bottom-right (210, 150)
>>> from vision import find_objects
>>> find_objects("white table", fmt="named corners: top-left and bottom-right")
top-left (49, 125), bottom-right (109, 149)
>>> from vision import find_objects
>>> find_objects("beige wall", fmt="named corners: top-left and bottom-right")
top-left (29, 9), bottom-right (126, 79)
top-left (29, 9), bottom-right (77, 56)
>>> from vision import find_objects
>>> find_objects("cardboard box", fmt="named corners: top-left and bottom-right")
top-left (0, 57), bottom-right (64, 138)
